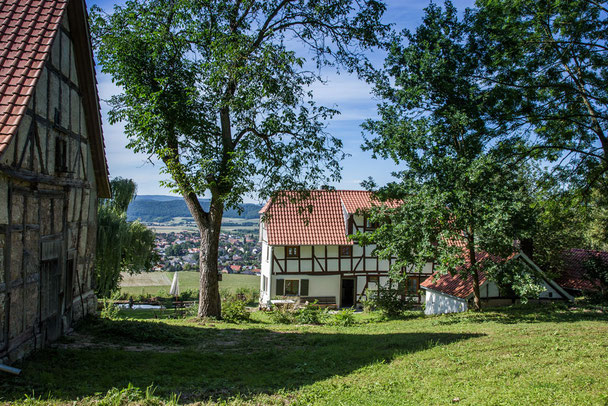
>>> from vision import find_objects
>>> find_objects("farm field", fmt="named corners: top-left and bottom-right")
top-left (120, 271), bottom-right (260, 297)
top-left (146, 217), bottom-right (258, 233)
top-left (1, 304), bottom-right (607, 405)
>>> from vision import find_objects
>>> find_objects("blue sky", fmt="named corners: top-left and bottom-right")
top-left (93, 0), bottom-right (475, 202)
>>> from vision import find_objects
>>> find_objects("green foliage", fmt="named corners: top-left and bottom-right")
top-left (473, 0), bottom-right (608, 190)
top-left (97, 383), bottom-right (179, 406)
top-left (294, 302), bottom-right (324, 325)
top-left (582, 254), bottom-right (608, 302)
top-left (221, 298), bottom-right (251, 323)
top-left (328, 308), bottom-right (356, 326)
top-left (95, 178), bottom-right (159, 298)
top-left (268, 304), bottom-right (297, 324)
top-left (363, 285), bottom-right (410, 318)
top-left (99, 296), bottom-right (120, 320)
top-left (360, 2), bottom-right (535, 309)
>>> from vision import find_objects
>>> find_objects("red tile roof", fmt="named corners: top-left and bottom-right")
top-left (0, 0), bottom-right (68, 153)
top-left (261, 190), bottom-right (396, 246)
top-left (262, 190), bottom-right (351, 246)
top-left (555, 249), bottom-right (604, 292)
top-left (420, 250), bottom-right (500, 299)
top-left (421, 270), bottom-right (489, 299)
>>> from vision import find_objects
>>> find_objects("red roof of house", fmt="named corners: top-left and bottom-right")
top-left (421, 270), bottom-right (489, 299)
top-left (0, 0), bottom-right (110, 197)
top-left (555, 249), bottom-right (604, 292)
top-left (261, 190), bottom-right (396, 246)
top-left (0, 0), bottom-right (67, 152)
top-left (420, 250), bottom-right (499, 299)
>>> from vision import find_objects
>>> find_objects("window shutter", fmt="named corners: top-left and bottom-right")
top-left (300, 279), bottom-right (309, 296)
top-left (276, 279), bottom-right (284, 296)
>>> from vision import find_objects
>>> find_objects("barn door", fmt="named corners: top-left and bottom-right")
top-left (40, 239), bottom-right (63, 342)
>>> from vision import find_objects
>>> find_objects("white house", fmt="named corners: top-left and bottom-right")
top-left (258, 190), bottom-right (433, 308)
top-left (421, 252), bottom-right (574, 315)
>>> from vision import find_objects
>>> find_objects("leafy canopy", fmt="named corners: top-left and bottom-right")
top-left (359, 2), bottom-right (538, 300)
top-left (90, 0), bottom-right (389, 208)
top-left (473, 0), bottom-right (608, 192)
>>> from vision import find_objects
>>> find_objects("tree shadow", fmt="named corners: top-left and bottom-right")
top-left (0, 317), bottom-right (482, 403)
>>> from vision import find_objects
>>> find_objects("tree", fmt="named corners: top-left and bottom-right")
top-left (359, 2), bottom-right (535, 310)
top-left (95, 178), bottom-right (158, 297)
top-left (473, 0), bottom-right (608, 192)
top-left (90, 0), bottom-right (389, 317)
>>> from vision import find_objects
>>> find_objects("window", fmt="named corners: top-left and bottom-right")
top-left (365, 216), bottom-right (379, 229)
top-left (284, 279), bottom-right (299, 295)
top-left (286, 246), bottom-right (300, 258)
top-left (406, 277), bottom-right (419, 295)
top-left (368, 275), bottom-right (379, 284)
top-left (55, 137), bottom-right (67, 173)
top-left (339, 245), bottom-right (352, 257)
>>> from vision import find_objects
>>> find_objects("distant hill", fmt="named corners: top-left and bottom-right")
top-left (127, 195), bottom-right (262, 222)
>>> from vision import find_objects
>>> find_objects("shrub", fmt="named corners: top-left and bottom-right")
top-left (294, 301), bottom-right (324, 324)
top-left (328, 308), bottom-right (356, 326)
top-left (180, 289), bottom-right (197, 301)
top-left (221, 298), bottom-right (250, 323)
top-left (268, 304), bottom-right (297, 324)
top-left (364, 284), bottom-right (411, 318)
top-left (100, 292), bottom-right (121, 320)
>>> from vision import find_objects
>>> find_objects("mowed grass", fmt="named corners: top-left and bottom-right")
top-left (120, 272), bottom-right (260, 297)
top-left (1, 304), bottom-right (607, 405)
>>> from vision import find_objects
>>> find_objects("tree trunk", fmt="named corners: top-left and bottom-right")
top-left (468, 237), bottom-right (482, 311)
top-left (197, 198), bottom-right (223, 318)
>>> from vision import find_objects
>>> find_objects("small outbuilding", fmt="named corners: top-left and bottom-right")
top-left (421, 253), bottom-right (573, 315)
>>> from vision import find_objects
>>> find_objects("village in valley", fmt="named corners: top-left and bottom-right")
top-left (153, 230), bottom-right (261, 275)
top-left (0, 0), bottom-right (607, 405)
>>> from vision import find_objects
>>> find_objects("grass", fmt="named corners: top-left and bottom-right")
top-left (120, 273), bottom-right (260, 298)
top-left (1, 304), bottom-right (607, 405)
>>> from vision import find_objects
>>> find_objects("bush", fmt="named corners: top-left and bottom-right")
top-left (180, 289), bottom-right (197, 301)
top-left (364, 284), bottom-right (411, 318)
top-left (100, 292), bottom-right (121, 320)
top-left (294, 301), bottom-right (324, 324)
top-left (268, 304), bottom-right (297, 324)
top-left (221, 298), bottom-right (250, 323)
top-left (328, 308), bottom-right (356, 326)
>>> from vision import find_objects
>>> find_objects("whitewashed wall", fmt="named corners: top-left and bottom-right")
top-left (424, 290), bottom-right (468, 315)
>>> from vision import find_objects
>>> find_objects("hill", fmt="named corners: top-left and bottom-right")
top-left (127, 195), bottom-right (262, 222)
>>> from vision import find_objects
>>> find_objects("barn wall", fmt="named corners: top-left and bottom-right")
top-left (0, 12), bottom-right (99, 363)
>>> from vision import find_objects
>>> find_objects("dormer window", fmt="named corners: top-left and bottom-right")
top-left (286, 246), bottom-right (299, 258)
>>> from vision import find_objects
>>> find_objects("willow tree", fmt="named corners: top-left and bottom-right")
top-left (95, 178), bottom-right (158, 297)
top-left (90, 0), bottom-right (389, 317)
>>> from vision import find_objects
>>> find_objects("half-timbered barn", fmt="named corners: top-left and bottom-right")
top-left (0, 0), bottom-right (110, 362)
top-left (258, 190), bottom-right (433, 308)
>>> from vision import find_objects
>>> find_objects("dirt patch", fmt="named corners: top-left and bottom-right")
top-left (52, 332), bottom-right (181, 353)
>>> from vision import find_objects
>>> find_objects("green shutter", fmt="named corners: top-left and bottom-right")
top-left (300, 279), bottom-right (309, 296)
top-left (276, 279), bottom-right (284, 296)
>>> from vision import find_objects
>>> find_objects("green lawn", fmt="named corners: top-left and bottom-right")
top-left (120, 272), bottom-right (260, 298)
top-left (1, 304), bottom-right (607, 405)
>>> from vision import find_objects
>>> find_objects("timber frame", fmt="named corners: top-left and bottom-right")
top-left (0, 0), bottom-right (109, 363)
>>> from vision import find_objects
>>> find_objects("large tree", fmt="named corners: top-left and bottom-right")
top-left (90, 0), bottom-right (389, 317)
top-left (473, 0), bottom-right (608, 192)
top-left (96, 178), bottom-right (158, 298)
top-left (360, 2), bottom-right (535, 310)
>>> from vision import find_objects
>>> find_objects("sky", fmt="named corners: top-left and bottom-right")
top-left (92, 0), bottom-right (475, 203)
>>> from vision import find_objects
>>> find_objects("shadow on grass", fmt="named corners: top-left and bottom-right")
top-left (0, 317), bottom-right (482, 403)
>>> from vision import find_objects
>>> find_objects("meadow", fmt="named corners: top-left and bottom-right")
top-left (119, 272), bottom-right (260, 298)
top-left (1, 304), bottom-right (607, 405)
